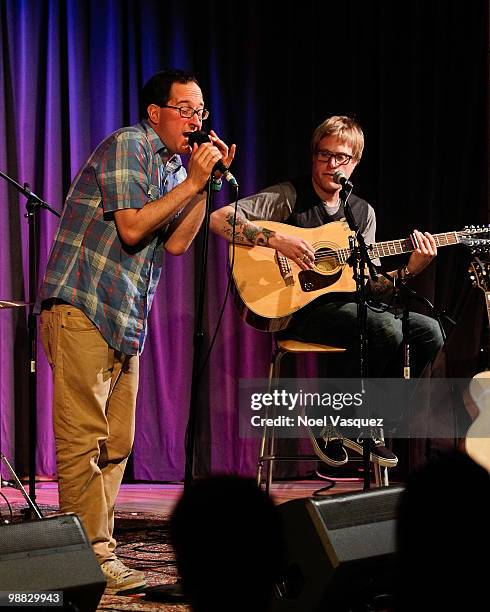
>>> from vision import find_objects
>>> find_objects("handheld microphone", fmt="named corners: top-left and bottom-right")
top-left (333, 170), bottom-right (353, 189)
top-left (188, 131), bottom-right (238, 188)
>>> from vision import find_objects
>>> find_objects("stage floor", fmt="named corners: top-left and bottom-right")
top-left (1, 470), bottom-right (377, 512)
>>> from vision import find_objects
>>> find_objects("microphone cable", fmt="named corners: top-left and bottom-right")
top-left (197, 186), bottom-right (240, 381)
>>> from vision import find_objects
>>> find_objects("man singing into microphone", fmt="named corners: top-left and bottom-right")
top-left (210, 115), bottom-right (442, 470)
top-left (36, 69), bottom-right (235, 594)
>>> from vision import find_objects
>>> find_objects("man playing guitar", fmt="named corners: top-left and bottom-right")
top-left (210, 115), bottom-right (443, 468)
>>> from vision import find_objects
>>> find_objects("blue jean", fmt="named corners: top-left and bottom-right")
top-left (285, 300), bottom-right (444, 377)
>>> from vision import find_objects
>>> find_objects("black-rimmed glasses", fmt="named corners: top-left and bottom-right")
top-left (315, 149), bottom-right (352, 166)
top-left (162, 105), bottom-right (210, 120)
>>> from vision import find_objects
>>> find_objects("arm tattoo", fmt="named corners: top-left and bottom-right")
top-left (256, 228), bottom-right (274, 246)
top-left (223, 211), bottom-right (276, 247)
top-left (367, 275), bottom-right (394, 300)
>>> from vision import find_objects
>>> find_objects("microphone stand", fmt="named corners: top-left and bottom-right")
top-left (370, 265), bottom-right (454, 469)
top-left (380, 261), bottom-right (453, 378)
top-left (0, 169), bottom-right (60, 519)
top-left (339, 180), bottom-right (378, 490)
top-left (398, 280), bottom-right (456, 350)
top-left (390, 271), bottom-right (454, 460)
top-left (184, 177), bottom-right (232, 491)
top-left (148, 173), bottom-right (222, 602)
top-left (393, 277), bottom-right (453, 369)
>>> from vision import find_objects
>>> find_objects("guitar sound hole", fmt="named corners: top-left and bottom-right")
top-left (314, 248), bottom-right (340, 273)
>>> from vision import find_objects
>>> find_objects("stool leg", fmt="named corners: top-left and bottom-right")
top-left (256, 415), bottom-right (270, 488)
top-left (266, 351), bottom-right (286, 494)
top-left (257, 458), bottom-right (264, 488)
top-left (256, 419), bottom-right (269, 488)
top-left (381, 466), bottom-right (389, 486)
top-left (257, 355), bottom-right (277, 488)
top-left (373, 464), bottom-right (390, 487)
top-left (259, 349), bottom-right (286, 494)
top-left (266, 420), bottom-right (276, 495)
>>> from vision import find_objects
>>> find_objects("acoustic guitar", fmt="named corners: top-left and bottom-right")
top-left (465, 257), bottom-right (490, 472)
top-left (465, 372), bottom-right (490, 473)
top-left (229, 220), bottom-right (490, 331)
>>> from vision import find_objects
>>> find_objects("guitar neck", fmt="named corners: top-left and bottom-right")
top-left (369, 231), bottom-right (461, 259)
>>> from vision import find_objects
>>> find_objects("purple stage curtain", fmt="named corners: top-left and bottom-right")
top-left (1, 0), bottom-right (488, 482)
top-left (0, 0), bottom-right (272, 481)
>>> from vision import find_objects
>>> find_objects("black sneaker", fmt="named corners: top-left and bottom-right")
top-left (343, 436), bottom-right (398, 468)
top-left (309, 426), bottom-right (348, 467)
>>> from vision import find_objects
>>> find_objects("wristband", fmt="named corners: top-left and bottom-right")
top-left (398, 265), bottom-right (413, 281)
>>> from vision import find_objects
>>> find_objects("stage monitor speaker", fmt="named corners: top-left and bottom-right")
top-left (271, 485), bottom-right (404, 612)
top-left (0, 513), bottom-right (106, 611)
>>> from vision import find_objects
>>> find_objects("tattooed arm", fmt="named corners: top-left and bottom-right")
top-left (367, 273), bottom-right (396, 300)
top-left (209, 205), bottom-right (315, 270)
top-left (210, 205), bottom-right (276, 246)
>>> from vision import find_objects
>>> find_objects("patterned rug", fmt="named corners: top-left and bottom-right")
top-left (98, 511), bottom-right (189, 612)
top-left (1, 502), bottom-right (190, 611)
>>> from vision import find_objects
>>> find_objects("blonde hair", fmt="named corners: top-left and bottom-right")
top-left (311, 116), bottom-right (364, 162)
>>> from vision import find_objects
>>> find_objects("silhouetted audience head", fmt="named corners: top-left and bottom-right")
top-left (170, 475), bottom-right (284, 612)
top-left (395, 450), bottom-right (490, 611)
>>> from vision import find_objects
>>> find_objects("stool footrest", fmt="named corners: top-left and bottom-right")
top-left (258, 454), bottom-right (319, 462)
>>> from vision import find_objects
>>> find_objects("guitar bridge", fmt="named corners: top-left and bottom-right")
top-left (275, 252), bottom-right (294, 286)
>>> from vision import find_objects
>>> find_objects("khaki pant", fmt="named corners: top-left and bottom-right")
top-left (40, 303), bottom-right (139, 563)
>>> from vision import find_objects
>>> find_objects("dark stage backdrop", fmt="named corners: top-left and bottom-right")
top-left (0, 0), bottom-right (488, 481)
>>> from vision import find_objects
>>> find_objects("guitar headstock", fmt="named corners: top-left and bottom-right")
top-left (469, 257), bottom-right (490, 293)
top-left (460, 225), bottom-right (490, 256)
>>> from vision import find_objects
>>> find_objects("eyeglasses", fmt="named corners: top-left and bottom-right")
top-left (162, 105), bottom-right (210, 120)
top-left (315, 149), bottom-right (353, 166)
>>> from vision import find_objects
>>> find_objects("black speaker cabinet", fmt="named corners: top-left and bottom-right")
top-left (0, 513), bottom-right (106, 611)
top-left (271, 485), bottom-right (404, 612)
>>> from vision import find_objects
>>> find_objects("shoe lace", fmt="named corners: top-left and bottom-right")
top-left (319, 425), bottom-right (343, 443)
top-left (103, 559), bottom-right (132, 579)
top-left (356, 427), bottom-right (385, 447)
top-left (371, 426), bottom-right (385, 446)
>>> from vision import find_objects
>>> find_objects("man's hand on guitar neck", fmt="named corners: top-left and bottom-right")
top-left (405, 229), bottom-right (438, 276)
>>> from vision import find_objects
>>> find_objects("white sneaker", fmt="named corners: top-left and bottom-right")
top-left (100, 558), bottom-right (147, 595)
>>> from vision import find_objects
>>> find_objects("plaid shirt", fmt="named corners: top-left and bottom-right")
top-left (36, 120), bottom-right (187, 355)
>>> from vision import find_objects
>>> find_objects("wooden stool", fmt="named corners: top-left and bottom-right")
top-left (256, 339), bottom-right (390, 493)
